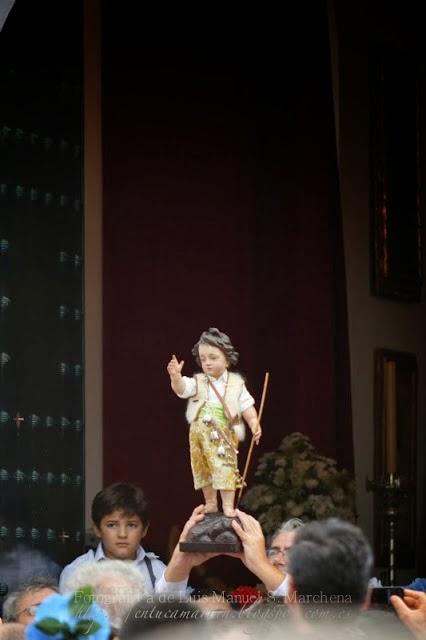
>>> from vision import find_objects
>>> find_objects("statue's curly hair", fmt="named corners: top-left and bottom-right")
top-left (192, 327), bottom-right (239, 367)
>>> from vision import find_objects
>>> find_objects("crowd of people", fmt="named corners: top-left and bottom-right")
top-left (1, 481), bottom-right (426, 640)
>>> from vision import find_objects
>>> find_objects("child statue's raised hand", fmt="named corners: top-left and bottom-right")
top-left (167, 354), bottom-right (184, 377)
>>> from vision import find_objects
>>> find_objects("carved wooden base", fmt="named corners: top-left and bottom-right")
top-left (179, 512), bottom-right (243, 552)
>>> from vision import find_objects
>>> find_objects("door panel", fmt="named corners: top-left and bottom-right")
top-left (0, 1), bottom-right (84, 600)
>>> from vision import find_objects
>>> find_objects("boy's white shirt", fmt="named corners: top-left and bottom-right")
top-left (59, 542), bottom-right (166, 593)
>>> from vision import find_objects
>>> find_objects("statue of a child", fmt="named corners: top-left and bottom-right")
top-left (167, 327), bottom-right (261, 517)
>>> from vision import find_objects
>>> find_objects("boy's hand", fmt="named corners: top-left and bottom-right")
top-left (167, 354), bottom-right (184, 379)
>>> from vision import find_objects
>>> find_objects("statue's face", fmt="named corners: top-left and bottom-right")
top-left (198, 344), bottom-right (228, 379)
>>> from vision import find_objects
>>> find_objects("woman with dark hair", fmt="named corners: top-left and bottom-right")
top-left (167, 328), bottom-right (261, 517)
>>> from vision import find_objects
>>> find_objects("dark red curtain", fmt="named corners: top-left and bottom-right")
top-left (102, 4), bottom-right (353, 580)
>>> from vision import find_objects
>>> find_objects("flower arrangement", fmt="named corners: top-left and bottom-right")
top-left (241, 432), bottom-right (356, 534)
top-left (229, 586), bottom-right (263, 609)
top-left (27, 587), bottom-right (110, 640)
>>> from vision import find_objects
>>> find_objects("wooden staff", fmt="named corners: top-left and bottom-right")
top-left (237, 371), bottom-right (269, 504)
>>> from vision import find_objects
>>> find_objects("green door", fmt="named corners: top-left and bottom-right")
top-left (0, 1), bottom-right (84, 602)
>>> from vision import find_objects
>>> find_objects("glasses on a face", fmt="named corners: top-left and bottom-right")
top-left (266, 546), bottom-right (291, 559)
top-left (16, 602), bottom-right (42, 618)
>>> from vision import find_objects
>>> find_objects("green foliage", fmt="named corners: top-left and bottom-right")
top-left (241, 432), bottom-right (356, 534)
top-left (74, 621), bottom-right (102, 636)
top-left (68, 586), bottom-right (94, 618)
top-left (35, 619), bottom-right (72, 637)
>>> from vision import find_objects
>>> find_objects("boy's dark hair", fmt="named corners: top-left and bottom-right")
top-left (91, 482), bottom-right (149, 527)
top-left (192, 327), bottom-right (239, 367)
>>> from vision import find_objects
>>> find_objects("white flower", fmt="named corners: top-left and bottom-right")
top-left (202, 413), bottom-right (213, 423)
top-left (274, 458), bottom-right (287, 468)
top-left (210, 430), bottom-right (219, 441)
top-left (255, 452), bottom-right (276, 476)
top-left (247, 489), bottom-right (276, 508)
top-left (338, 508), bottom-right (356, 522)
top-left (314, 462), bottom-right (331, 480)
top-left (305, 478), bottom-right (319, 489)
top-left (217, 445), bottom-right (225, 456)
top-left (311, 495), bottom-right (334, 518)
top-left (260, 505), bottom-right (283, 530)
top-left (273, 468), bottom-right (286, 486)
top-left (294, 460), bottom-right (312, 475)
top-left (289, 504), bottom-right (305, 517)
top-left (331, 488), bottom-right (345, 503)
top-left (241, 431), bottom-right (355, 534)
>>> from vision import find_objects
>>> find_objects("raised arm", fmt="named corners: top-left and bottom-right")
top-left (161, 505), bottom-right (219, 585)
top-left (232, 509), bottom-right (285, 592)
top-left (167, 354), bottom-right (185, 395)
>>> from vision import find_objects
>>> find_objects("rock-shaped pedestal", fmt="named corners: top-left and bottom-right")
top-left (179, 512), bottom-right (242, 552)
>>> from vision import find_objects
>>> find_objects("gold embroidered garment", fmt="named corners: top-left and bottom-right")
top-left (189, 402), bottom-right (243, 490)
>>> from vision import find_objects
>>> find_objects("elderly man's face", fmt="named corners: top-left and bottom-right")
top-left (267, 530), bottom-right (297, 574)
top-left (16, 588), bottom-right (57, 625)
